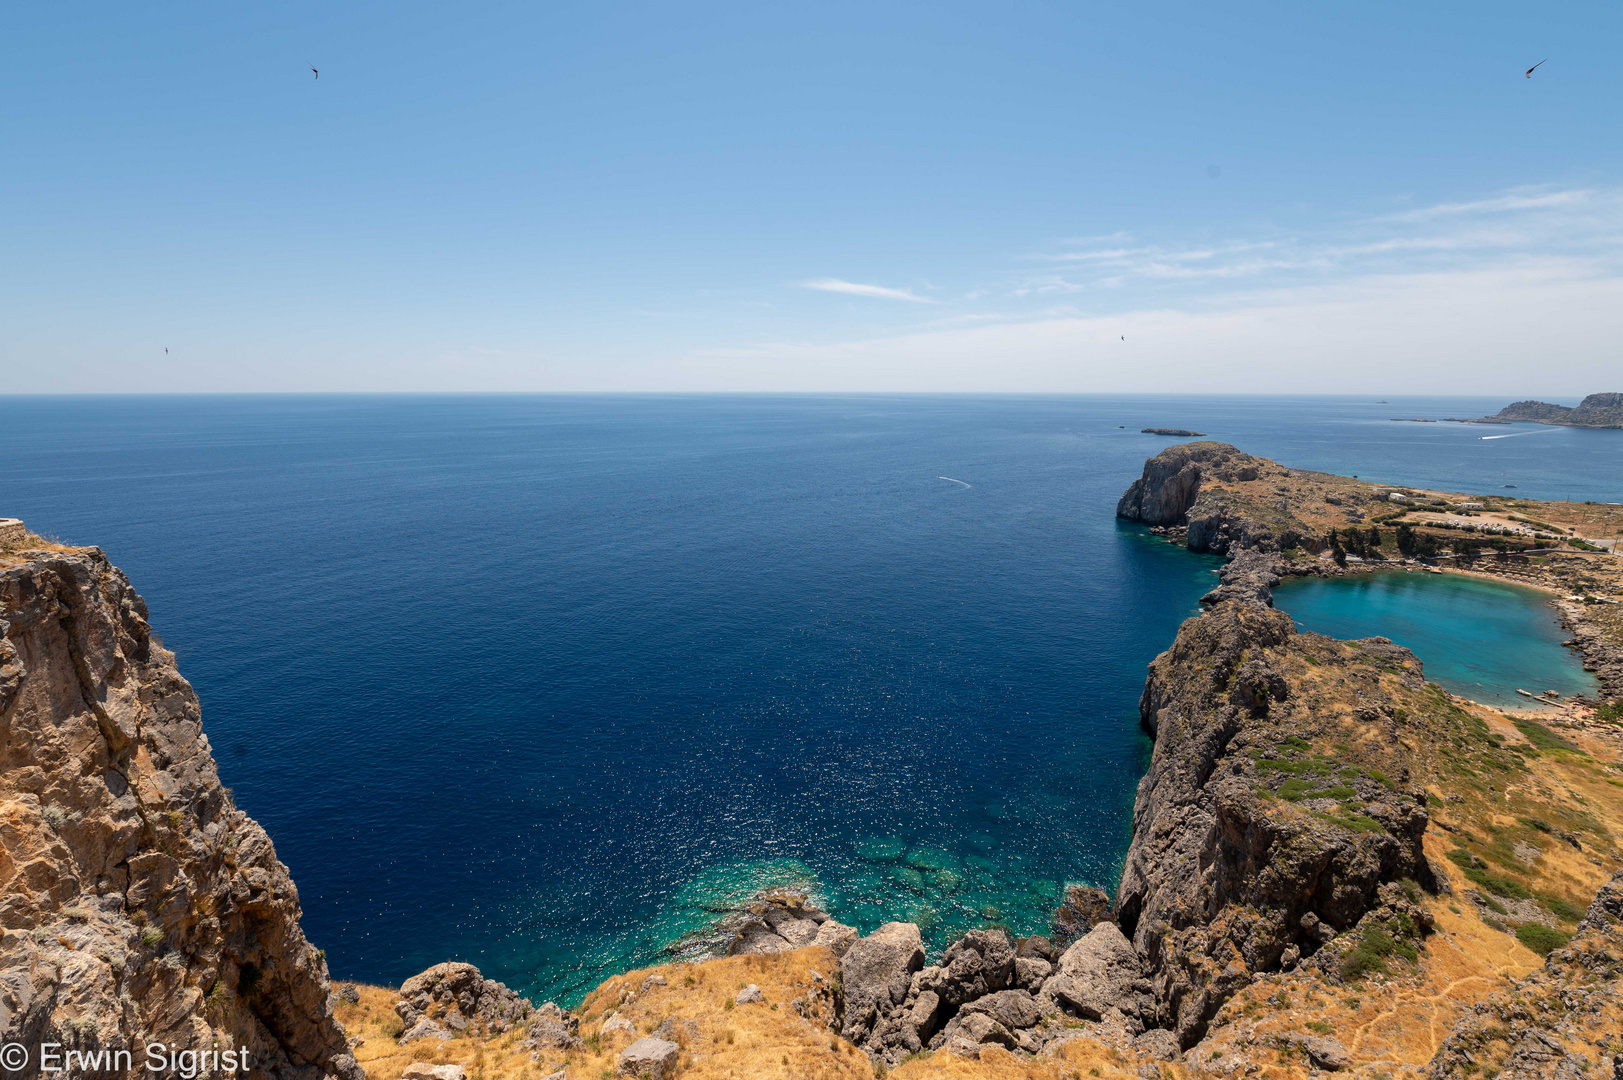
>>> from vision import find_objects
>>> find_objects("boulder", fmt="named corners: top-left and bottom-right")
top-left (1135, 1029), bottom-right (1182, 1062)
top-left (398, 1018), bottom-right (455, 1044)
top-left (915, 928), bottom-right (1014, 1007)
top-left (1042, 923), bottom-right (1154, 1026)
top-left (395, 962), bottom-right (533, 1035)
top-left (813, 920), bottom-right (860, 958)
top-left (1052, 886), bottom-right (1114, 942)
top-left (959, 989), bottom-right (1043, 1031)
top-left (728, 919), bottom-right (793, 955)
top-left (601, 1014), bottom-right (635, 1036)
top-left (1014, 956), bottom-right (1052, 992)
top-left (401, 1067), bottom-right (466, 1080)
top-left (735, 984), bottom-right (764, 1004)
top-left (1016, 935), bottom-right (1059, 961)
top-left (523, 1003), bottom-right (582, 1051)
top-left (1291, 1034), bottom-right (1351, 1071)
top-left (724, 889), bottom-right (833, 956)
top-left (932, 1010), bottom-right (1016, 1051)
top-left (617, 1037), bottom-right (680, 1080)
top-left (400, 1066), bottom-right (466, 1080)
top-left (839, 922), bottom-right (925, 1044)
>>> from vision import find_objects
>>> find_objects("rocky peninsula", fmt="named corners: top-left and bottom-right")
top-left (1484, 393), bottom-right (1623, 429)
top-left (5, 446), bottom-right (1623, 1080)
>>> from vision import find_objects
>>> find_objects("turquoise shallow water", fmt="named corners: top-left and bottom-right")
top-left (1274, 571), bottom-right (1599, 708)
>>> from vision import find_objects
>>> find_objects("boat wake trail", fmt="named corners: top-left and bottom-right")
top-left (1480, 429), bottom-right (1558, 440)
top-left (937, 476), bottom-right (972, 488)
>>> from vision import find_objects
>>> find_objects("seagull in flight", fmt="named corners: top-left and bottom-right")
top-left (1525, 59), bottom-right (1546, 78)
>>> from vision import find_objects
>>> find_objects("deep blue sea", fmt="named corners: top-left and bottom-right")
top-left (1, 394), bottom-right (1617, 1003)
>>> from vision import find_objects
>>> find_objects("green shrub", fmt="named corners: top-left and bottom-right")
top-left (1514, 924), bottom-right (1570, 956)
top-left (1510, 717), bottom-right (1583, 754)
top-left (1465, 865), bottom-right (1531, 899)
top-left (1448, 848), bottom-right (1531, 898)
top-left (1539, 895), bottom-right (1585, 923)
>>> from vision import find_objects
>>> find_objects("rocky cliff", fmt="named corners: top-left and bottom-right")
top-left (1114, 441), bottom-right (1367, 554)
top-left (1115, 554), bottom-right (1438, 1048)
top-left (0, 547), bottom-right (359, 1080)
top-left (1491, 393), bottom-right (1623, 428)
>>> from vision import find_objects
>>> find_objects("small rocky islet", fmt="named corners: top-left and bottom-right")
top-left (4, 442), bottom-right (1623, 1080)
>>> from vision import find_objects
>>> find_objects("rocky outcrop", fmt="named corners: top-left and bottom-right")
top-left (393, 962), bottom-right (533, 1041)
top-left (839, 921), bottom-right (924, 1049)
top-left (724, 890), bottom-right (856, 958)
top-left (0, 549), bottom-right (360, 1079)
top-left (1430, 870), bottom-right (1623, 1080)
top-left (1491, 393), bottom-right (1623, 428)
top-left (1116, 442), bottom-right (1235, 527)
top-left (1116, 442), bottom-right (1323, 553)
top-left (833, 918), bottom-right (1184, 1065)
top-left (1040, 923), bottom-right (1154, 1028)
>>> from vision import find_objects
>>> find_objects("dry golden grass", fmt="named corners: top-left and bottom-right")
top-left (0, 533), bottom-right (87, 567)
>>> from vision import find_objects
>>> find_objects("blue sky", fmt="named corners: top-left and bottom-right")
top-left (4, 1), bottom-right (1621, 392)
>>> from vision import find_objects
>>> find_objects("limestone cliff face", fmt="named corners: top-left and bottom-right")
top-left (0, 549), bottom-right (360, 1080)
top-left (1116, 458), bottom-right (1453, 1049)
top-left (1115, 442), bottom-right (1327, 554)
top-left (1115, 584), bottom-right (1436, 1048)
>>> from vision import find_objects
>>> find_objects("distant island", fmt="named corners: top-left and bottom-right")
top-left (1142, 427), bottom-right (1205, 436)
top-left (1487, 392), bottom-right (1623, 429)
top-left (1386, 393), bottom-right (1622, 429)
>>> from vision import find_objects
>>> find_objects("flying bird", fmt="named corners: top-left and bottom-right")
top-left (310, 64), bottom-right (319, 80)
top-left (1525, 59), bottom-right (1546, 78)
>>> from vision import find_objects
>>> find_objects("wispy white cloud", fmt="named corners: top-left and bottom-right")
top-left (801, 278), bottom-right (935, 303)
top-left (1380, 188), bottom-right (1594, 223)
top-left (1012, 187), bottom-right (1623, 297)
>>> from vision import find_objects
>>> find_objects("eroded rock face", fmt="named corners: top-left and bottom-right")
top-left (1116, 443), bottom-right (1262, 528)
top-left (1117, 442), bottom-right (1329, 554)
top-left (1041, 923), bottom-right (1154, 1029)
top-left (1116, 593), bottom-right (1436, 1048)
top-left (839, 921), bottom-right (924, 1046)
top-left (0, 550), bottom-right (359, 1079)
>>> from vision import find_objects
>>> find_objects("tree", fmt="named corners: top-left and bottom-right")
top-left (1328, 528), bottom-right (1347, 567)
top-left (1396, 523), bottom-right (1417, 557)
